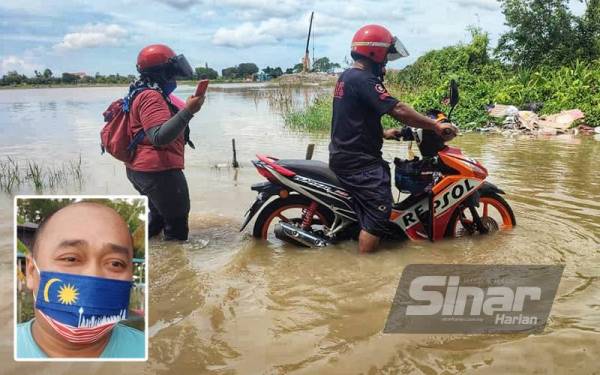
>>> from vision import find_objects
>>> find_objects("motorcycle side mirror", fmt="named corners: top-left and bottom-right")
top-left (447, 79), bottom-right (459, 120)
top-left (449, 79), bottom-right (459, 108)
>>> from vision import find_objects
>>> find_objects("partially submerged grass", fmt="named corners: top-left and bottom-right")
top-left (0, 157), bottom-right (22, 192)
top-left (281, 84), bottom-right (434, 131)
top-left (27, 161), bottom-right (43, 191)
top-left (0, 156), bottom-right (84, 193)
top-left (284, 95), bottom-right (333, 131)
top-left (265, 86), bottom-right (295, 114)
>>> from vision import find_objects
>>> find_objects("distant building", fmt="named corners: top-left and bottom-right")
top-left (255, 71), bottom-right (272, 82)
top-left (331, 67), bottom-right (345, 75)
top-left (69, 72), bottom-right (87, 79)
top-left (17, 222), bottom-right (38, 253)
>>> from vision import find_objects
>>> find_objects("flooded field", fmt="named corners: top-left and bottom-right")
top-left (0, 84), bottom-right (599, 374)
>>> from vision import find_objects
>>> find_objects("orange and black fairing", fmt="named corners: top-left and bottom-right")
top-left (390, 147), bottom-right (487, 241)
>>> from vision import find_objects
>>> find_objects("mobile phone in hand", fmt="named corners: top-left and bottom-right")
top-left (195, 79), bottom-right (209, 97)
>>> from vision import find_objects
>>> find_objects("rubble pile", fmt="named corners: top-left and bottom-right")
top-left (481, 104), bottom-right (597, 137)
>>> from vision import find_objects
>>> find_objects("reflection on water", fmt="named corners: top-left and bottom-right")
top-left (0, 85), bottom-right (599, 374)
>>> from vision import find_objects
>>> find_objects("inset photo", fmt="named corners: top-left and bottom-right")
top-left (14, 196), bottom-right (148, 361)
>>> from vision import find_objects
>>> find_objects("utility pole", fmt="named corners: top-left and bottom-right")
top-left (303, 11), bottom-right (314, 73)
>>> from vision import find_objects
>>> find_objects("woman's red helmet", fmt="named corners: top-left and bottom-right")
top-left (136, 44), bottom-right (193, 79)
top-left (137, 44), bottom-right (176, 72)
top-left (351, 25), bottom-right (409, 64)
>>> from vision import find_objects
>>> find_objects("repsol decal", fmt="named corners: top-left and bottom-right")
top-left (393, 179), bottom-right (482, 230)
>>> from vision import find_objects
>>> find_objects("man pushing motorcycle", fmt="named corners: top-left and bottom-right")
top-left (329, 25), bottom-right (458, 253)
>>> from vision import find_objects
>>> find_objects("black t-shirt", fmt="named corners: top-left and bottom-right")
top-left (328, 68), bottom-right (399, 174)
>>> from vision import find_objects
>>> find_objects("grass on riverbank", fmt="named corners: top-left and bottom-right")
top-left (284, 95), bottom-right (334, 131)
top-left (0, 156), bottom-right (84, 193)
top-left (284, 30), bottom-right (600, 132)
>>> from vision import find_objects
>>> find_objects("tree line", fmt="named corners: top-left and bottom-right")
top-left (385, 0), bottom-right (600, 127)
top-left (0, 69), bottom-right (138, 86)
top-left (1, 56), bottom-right (343, 86)
top-left (495, 0), bottom-right (599, 68)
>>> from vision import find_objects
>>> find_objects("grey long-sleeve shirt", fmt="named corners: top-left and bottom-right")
top-left (145, 108), bottom-right (193, 146)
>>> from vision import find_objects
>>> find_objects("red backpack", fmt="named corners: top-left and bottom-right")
top-left (100, 86), bottom-right (150, 162)
top-left (100, 85), bottom-right (194, 162)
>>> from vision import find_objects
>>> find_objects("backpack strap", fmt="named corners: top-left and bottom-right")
top-left (124, 82), bottom-right (195, 156)
top-left (123, 85), bottom-right (153, 157)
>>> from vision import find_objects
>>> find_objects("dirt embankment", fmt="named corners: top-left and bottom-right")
top-left (274, 72), bottom-right (338, 86)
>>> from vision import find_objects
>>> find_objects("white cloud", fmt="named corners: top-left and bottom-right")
top-left (53, 23), bottom-right (127, 52)
top-left (152, 0), bottom-right (304, 15)
top-left (213, 23), bottom-right (277, 47)
top-left (0, 55), bottom-right (41, 75)
top-left (212, 13), bottom-right (346, 48)
top-left (224, 0), bottom-right (306, 20)
top-left (454, 0), bottom-right (500, 11)
top-left (151, 0), bottom-right (198, 9)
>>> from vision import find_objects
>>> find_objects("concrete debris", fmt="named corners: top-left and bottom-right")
top-left (488, 104), bottom-right (516, 118)
top-left (577, 124), bottom-right (595, 136)
top-left (485, 104), bottom-right (590, 136)
top-left (537, 109), bottom-right (585, 131)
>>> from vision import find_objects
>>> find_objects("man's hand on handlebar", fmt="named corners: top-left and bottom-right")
top-left (383, 128), bottom-right (403, 140)
top-left (435, 121), bottom-right (459, 141)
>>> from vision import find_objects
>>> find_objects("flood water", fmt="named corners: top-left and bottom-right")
top-left (0, 84), bottom-right (599, 374)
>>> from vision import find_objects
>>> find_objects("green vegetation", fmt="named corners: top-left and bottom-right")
top-left (284, 95), bottom-right (332, 131)
top-left (222, 63), bottom-right (260, 80)
top-left (0, 156), bottom-right (84, 193)
top-left (312, 57), bottom-right (341, 73)
top-left (1, 69), bottom-right (136, 87)
top-left (195, 66), bottom-right (219, 80)
top-left (262, 66), bottom-right (284, 78)
top-left (284, 0), bottom-right (600, 131)
top-left (386, 30), bottom-right (600, 129)
top-left (496, 0), bottom-right (600, 67)
top-left (2, 57), bottom-right (343, 87)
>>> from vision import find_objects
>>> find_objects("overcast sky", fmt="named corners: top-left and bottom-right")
top-left (0, 0), bottom-right (587, 76)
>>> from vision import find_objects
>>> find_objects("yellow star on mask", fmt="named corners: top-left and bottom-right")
top-left (57, 283), bottom-right (79, 305)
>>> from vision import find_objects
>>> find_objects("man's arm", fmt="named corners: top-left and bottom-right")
top-left (385, 102), bottom-right (458, 141)
top-left (389, 102), bottom-right (437, 130)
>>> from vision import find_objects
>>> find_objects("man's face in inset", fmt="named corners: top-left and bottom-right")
top-left (26, 202), bottom-right (134, 296)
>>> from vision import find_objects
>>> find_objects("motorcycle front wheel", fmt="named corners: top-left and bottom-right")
top-left (445, 190), bottom-right (516, 237)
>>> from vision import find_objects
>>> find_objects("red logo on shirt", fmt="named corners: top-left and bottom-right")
top-left (334, 81), bottom-right (345, 98)
top-left (374, 84), bottom-right (386, 94)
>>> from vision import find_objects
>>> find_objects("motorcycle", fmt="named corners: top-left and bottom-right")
top-left (240, 80), bottom-right (516, 247)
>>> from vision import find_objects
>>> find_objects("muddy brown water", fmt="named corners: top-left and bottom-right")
top-left (0, 84), bottom-right (599, 374)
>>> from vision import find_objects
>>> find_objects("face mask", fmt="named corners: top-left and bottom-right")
top-left (161, 79), bottom-right (177, 96)
top-left (32, 259), bottom-right (132, 344)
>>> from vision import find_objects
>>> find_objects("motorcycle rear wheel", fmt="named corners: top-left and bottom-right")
top-left (252, 195), bottom-right (334, 240)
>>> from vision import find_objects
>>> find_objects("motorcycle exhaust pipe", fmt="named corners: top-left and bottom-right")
top-left (274, 222), bottom-right (329, 248)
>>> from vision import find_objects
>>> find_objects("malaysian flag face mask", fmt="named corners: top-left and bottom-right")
top-left (32, 259), bottom-right (132, 344)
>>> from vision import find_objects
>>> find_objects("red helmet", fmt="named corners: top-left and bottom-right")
top-left (136, 44), bottom-right (193, 78)
top-left (351, 24), bottom-right (409, 63)
top-left (137, 44), bottom-right (176, 71)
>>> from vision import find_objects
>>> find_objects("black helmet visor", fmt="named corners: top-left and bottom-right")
top-left (168, 54), bottom-right (194, 79)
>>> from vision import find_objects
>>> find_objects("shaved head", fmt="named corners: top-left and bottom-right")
top-left (32, 202), bottom-right (133, 258)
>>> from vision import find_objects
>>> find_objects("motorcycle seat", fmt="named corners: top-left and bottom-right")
top-left (276, 159), bottom-right (342, 187)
